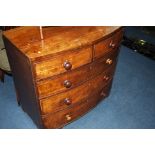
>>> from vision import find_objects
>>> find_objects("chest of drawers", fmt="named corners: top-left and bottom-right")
top-left (3, 26), bottom-right (123, 128)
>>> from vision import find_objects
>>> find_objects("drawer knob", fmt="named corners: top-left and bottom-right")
top-left (66, 114), bottom-right (72, 121)
top-left (64, 60), bottom-right (72, 70)
top-left (106, 59), bottom-right (113, 65)
top-left (64, 80), bottom-right (72, 88)
top-left (109, 41), bottom-right (116, 48)
top-left (103, 75), bottom-right (110, 81)
top-left (64, 98), bottom-right (72, 105)
top-left (100, 91), bottom-right (106, 97)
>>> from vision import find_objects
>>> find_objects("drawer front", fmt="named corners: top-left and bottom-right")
top-left (90, 64), bottom-right (115, 91)
top-left (33, 46), bottom-right (92, 80)
top-left (94, 29), bottom-right (123, 59)
top-left (40, 80), bottom-right (91, 115)
top-left (91, 49), bottom-right (118, 75)
top-left (42, 81), bottom-right (112, 129)
top-left (36, 49), bottom-right (118, 98)
top-left (37, 63), bottom-right (90, 99)
top-left (39, 65), bottom-right (115, 115)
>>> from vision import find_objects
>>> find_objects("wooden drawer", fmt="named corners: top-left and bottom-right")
top-left (42, 81), bottom-right (112, 129)
top-left (36, 49), bottom-right (118, 98)
top-left (40, 80), bottom-right (91, 115)
top-left (33, 46), bottom-right (92, 80)
top-left (36, 63), bottom-right (90, 99)
top-left (39, 65), bottom-right (115, 115)
top-left (94, 29), bottom-right (123, 59)
top-left (4, 26), bottom-right (123, 129)
top-left (92, 49), bottom-right (118, 74)
top-left (90, 65), bottom-right (115, 91)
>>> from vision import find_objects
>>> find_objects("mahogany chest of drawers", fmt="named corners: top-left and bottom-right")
top-left (3, 26), bottom-right (123, 128)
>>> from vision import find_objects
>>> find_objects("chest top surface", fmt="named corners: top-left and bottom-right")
top-left (3, 26), bottom-right (121, 60)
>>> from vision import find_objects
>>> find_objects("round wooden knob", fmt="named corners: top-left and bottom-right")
top-left (64, 98), bottom-right (72, 105)
top-left (66, 114), bottom-right (71, 121)
top-left (64, 80), bottom-right (72, 88)
top-left (100, 91), bottom-right (106, 97)
top-left (109, 41), bottom-right (116, 48)
top-left (103, 75), bottom-right (109, 81)
top-left (63, 60), bottom-right (72, 70)
top-left (106, 58), bottom-right (113, 65)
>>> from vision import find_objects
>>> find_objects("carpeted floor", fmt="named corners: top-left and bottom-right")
top-left (0, 45), bottom-right (155, 129)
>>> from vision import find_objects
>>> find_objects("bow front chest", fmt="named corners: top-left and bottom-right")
top-left (3, 26), bottom-right (123, 128)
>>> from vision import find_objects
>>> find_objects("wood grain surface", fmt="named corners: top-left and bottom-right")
top-left (36, 48), bottom-right (118, 98)
top-left (42, 80), bottom-right (112, 129)
top-left (3, 26), bottom-right (123, 128)
top-left (3, 26), bottom-right (121, 60)
top-left (33, 46), bottom-right (92, 80)
top-left (39, 65), bottom-right (115, 115)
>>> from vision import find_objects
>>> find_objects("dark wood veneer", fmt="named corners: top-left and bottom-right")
top-left (36, 49), bottom-right (118, 99)
top-left (42, 80), bottom-right (113, 129)
top-left (39, 65), bottom-right (115, 115)
top-left (3, 37), bottom-right (43, 128)
top-left (3, 26), bottom-right (123, 128)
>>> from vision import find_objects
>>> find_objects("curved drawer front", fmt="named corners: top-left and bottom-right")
top-left (39, 65), bottom-right (115, 115)
top-left (36, 63), bottom-right (90, 99)
top-left (42, 81), bottom-right (112, 129)
top-left (33, 46), bottom-right (92, 80)
top-left (94, 29), bottom-right (123, 60)
top-left (3, 26), bottom-right (123, 129)
top-left (36, 49), bottom-right (118, 98)
top-left (40, 80), bottom-right (91, 115)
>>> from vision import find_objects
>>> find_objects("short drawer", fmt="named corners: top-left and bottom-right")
top-left (36, 49), bottom-right (118, 99)
top-left (42, 81), bottom-right (112, 129)
top-left (33, 46), bottom-right (92, 80)
top-left (94, 29), bottom-right (123, 59)
top-left (39, 66), bottom-right (115, 115)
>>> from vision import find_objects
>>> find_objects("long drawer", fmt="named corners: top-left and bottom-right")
top-left (36, 49), bottom-right (119, 99)
top-left (42, 80), bottom-right (112, 129)
top-left (33, 46), bottom-right (92, 80)
top-left (94, 29), bottom-right (123, 60)
top-left (39, 65), bottom-right (115, 115)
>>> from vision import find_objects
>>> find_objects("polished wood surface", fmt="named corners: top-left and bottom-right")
top-left (3, 38), bottom-right (42, 127)
top-left (40, 65), bottom-right (115, 115)
top-left (42, 81), bottom-right (112, 129)
top-left (3, 26), bottom-right (121, 60)
top-left (36, 49), bottom-right (118, 98)
top-left (33, 46), bottom-right (92, 80)
top-left (3, 26), bottom-right (123, 128)
top-left (94, 29), bottom-right (123, 59)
